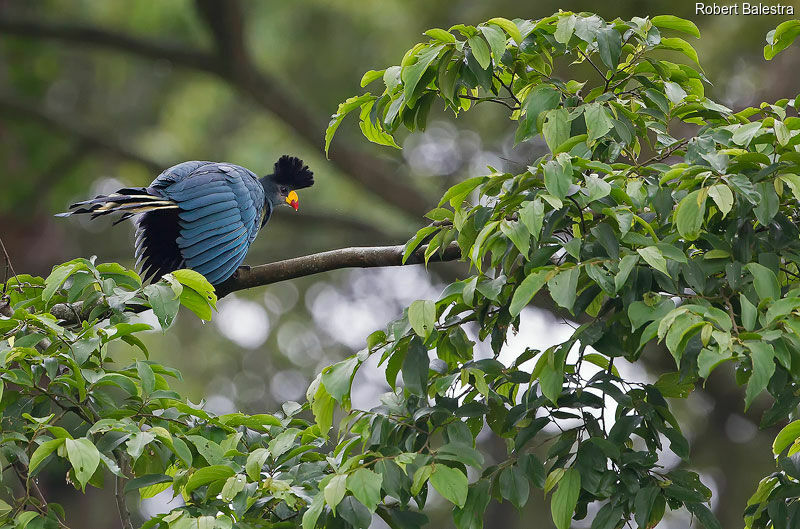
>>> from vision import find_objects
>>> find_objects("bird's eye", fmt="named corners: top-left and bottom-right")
top-left (280, 186), bottom-right (288, 195)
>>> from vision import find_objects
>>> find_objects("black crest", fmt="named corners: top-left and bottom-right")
top-left (272, 155), bottom-right (314, 189)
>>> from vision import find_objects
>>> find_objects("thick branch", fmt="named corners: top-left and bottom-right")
top-left (0, 94), bottom-right (163, 174)
top-left (217, 242), bottom-right (461, 297)
top-left (0, 14), bottom-right (430, 217)
top-left (0, 18), bottom-right (216, 72)
top-left (48, 243), bottom-right (461, 324)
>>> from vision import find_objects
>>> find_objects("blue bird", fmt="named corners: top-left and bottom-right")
top-left (58, 155), bottom-right (314, 285)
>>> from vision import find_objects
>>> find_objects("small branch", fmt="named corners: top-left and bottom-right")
top-left (458, 94), bottom-right (519, 111)
top-left (636, 138), bottom-right (690, 168)
top-left (0, 237), bottom-right (20, 287)
top-left (114, 454), bottom-right (134, 529)
top-left (577, 48), bottom-right (607, 83)
top-left (216, 242), bottom-right (461, 297)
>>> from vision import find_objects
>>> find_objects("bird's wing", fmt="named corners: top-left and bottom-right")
top-left (161, 163), bottom-right (264, 285)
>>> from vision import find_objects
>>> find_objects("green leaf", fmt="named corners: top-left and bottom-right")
top-left (746, 263), bottom-right (780, 302)
top-left (550, 468), bottom-right (581, 529)
top-left (548, 267), bottom-right (580, 312)
top-left (43, 263), bottom-right (79, 303)
top-left (596, 26), bottom-right (622, 70)
top-left (479, 25), bottom-right (506, 61)
top-left (500, 220), bottom-right (530, 257)
top-left (347, 468), bottom-right (383, 512)
top-left (185, 465), bottom-right (235, 495)
top-left (411, 464), bottom-right (433, 495)
top-left (325, 474), bottom-right (348, 512)
top-left (652, 15), bottom-right (700, 38)
top-left (439, 176), bottom-right (486, 207)
top-left (584, 103), bottom-right (614, 143)
top-left (125, 474), bottom-right (173, 495)
top-left (773, 420), bottom-right (800, 454)
top-left (268, 428), bottom-right (300, 458)
top-left (172, 269), bottom-right (217, 310)
top-left (424, 29), bottom-right (455, 43)
top-left (516, 85), bottom-right (561, 143)
top-left (302, 494), bottom-right (325, 529)
top-left (510, 270), bottom-right (550, 317)
top-left (467, 36), bottom-right (491, 69)
top-left (707, 184), bottom-right (733, 217)
top-left (322, 356), bottom-right (359, 403)
top-left (430, 465), bottom-right (468, 508)
top-left (519, 199), bottom-right (545, 239)
top-left (221, 474), bottom-right (246, 502)
top-left (144, 282), bottom-right (181, 329)
top-left (408, 300), bottom-right (436, 338)
top-left (65, 438), bottom-right (100, 492)
top-left (554, 15), bottom-right (575, 44)
top-left (326, 94), bottom-right (374, 157)
top-left (245, 448), bottom-right (268, 481)
top-left (29, 438), bottom-right (65, 473)
top-left (402, 45), bottom-right (444, 103)
top-left (539, 355), bottom-right (564, 404)
top-left (634, 486), bottom-right (661, 528)
top-left (740, 294), bottom-right (757, 331)
top-left (674, 189), bottom-right (707, 241)
top-left (402, 337), bottom-right (430, 396)
top-left (637, 246), bottom-right (670, 277)
top-left (499, 465), bottom-right (530, 509)
top-left (744, 341), bottom-right (775, 411)
top-left (658, 37), bottom-right (700, 64)
top-left (311, 380), bottom-right (335, 435)
top-left (663, 81), bottom-right (687, 104)
top-left (487, 17), bottom-right (522, 44)
top-left (360, 69), bottom-right (385, 87)
top-left (542, 109), bottom-right (571, 153)
top-left (544, 152), bottom-right (573, 200)
top-left (764, 20), bottom-right (800, 60)
top-left (775, 120), bottom-right (791, 146)
top-left (358, 101), bottom-right (400, 149)
top-left (731, 122), bottom-right (762, 146)
top-left (137, 361), bottom-right (155, 396)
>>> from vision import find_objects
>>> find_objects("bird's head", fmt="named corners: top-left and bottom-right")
top-left (260, 155), bottom-right (314, 220)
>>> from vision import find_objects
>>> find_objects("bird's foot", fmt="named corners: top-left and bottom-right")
top-left (233, 264), bottom-right (251, 279)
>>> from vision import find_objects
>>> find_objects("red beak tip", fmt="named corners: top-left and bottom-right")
top-left (291, 201), bottom-right (299, 211)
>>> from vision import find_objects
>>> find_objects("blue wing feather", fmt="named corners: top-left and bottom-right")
top-left (151, 162), bottom-right (265, 285)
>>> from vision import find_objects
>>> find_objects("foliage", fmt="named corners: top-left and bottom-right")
top-left (0, 261), bottom-right (329, 529)
top-left (3, 10), bottom-right (800, 529)
top-left (324, 11), bottom-right (800, 529)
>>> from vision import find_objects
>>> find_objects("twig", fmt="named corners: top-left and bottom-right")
top-left (458, 94), bottom-right (519, 111)
top-left (577, 48), bottom-right (607, 84)
top-left (0, 237), bottom-right (22, 294)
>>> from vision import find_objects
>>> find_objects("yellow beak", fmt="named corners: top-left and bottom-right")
top-left (285, 190), bottom-right (299, 211)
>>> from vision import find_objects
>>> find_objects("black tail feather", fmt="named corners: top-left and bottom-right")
top-left (56, 187), bottom-right (178, 221)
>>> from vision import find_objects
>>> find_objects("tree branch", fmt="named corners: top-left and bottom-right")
top-left (0, 13), bottom-right (431, 217)
top-left (0, 94), bottom-right (164, 174)
top-left (114, 454), bottom-right (134, 529)
top-left (214, 242), bottom-right (461, 297)
top-left (49, 243), bottom-right (461, 324)
top-left (0, 18), bottom-right (216, 72)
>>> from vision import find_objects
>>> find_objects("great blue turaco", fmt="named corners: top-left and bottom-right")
top-left (58, 156), bottom-right (314, 285)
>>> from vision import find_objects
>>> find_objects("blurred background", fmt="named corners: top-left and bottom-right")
top-left (0, 0), bottom-right (798, 527)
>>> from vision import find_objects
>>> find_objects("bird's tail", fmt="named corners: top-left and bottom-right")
top-left (56, 187), bottom-right (179, 225)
